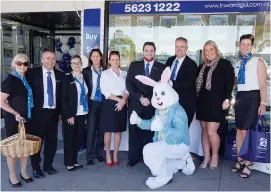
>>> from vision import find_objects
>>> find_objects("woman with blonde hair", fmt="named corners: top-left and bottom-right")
top-left (1, 53), bottom-right (34, 187)
top-left (196, 40), bottom-right (235, 169)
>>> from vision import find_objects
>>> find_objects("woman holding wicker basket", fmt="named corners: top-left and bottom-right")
top-left (0, 54), bottom-right (35, 187)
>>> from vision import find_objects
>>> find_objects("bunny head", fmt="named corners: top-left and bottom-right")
top-left (135, 67), bottom-right (179, 110)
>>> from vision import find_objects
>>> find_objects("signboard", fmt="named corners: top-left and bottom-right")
top-left (83, 9), bottom-right (101, 57)
top-left (110, 1), bottom-right (270, 14)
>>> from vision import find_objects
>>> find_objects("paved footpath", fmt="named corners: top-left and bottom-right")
top-left (1, 150), bottom-right (270, 191)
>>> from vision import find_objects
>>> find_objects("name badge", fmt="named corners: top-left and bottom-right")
top-left (70, 82), bottom-right (75, 84)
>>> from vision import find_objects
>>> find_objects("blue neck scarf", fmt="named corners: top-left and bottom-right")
top-left (12, 70), bottom-right (34, 119)
top-left (73, 75), bottom-right (88, 112)
top-left (238, 52), bottom-right (252, 84)
top-left (93, 67), bottom-right (104, 102)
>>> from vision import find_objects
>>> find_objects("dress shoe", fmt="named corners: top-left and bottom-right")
top-left (43, 167), bottom-right (57, 175)
top-left (9, 178), bottom-right (21, 187)
top-left (20, 173), bottom-right (33, 183)
top-left (127, 160), bottom-right (139, 167)
top-left (66, 166), bottom-right (76, 171)
top-left (74, 164), bottom-right (83, 169)
top-left (114, 161), bottom-right (119, 166)
top-left (106, 162), bottom-right (113, 167)
top-left (87, 160), bottom-right (94, 167)
top-left (96, 156), bottom-right (104, 162)
top-left (33, 169), bottom-right (45, 178)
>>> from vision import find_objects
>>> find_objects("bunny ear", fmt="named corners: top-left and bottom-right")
top-left (161, 67), bottom-right (171, 83)
top-left (135, 75), bottom-right (157, 87)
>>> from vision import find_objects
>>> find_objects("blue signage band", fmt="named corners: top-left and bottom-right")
top-left (110, 1), bottom-right (270, 14)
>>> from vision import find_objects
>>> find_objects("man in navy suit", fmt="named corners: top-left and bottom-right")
top-left (126, 42), bottom-right (166, 167)
top-left (27, 50), bottom-right (64, 178)
top-left (165, 37), bottom-right (198, 126)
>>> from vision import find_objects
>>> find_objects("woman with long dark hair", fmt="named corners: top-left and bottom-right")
top-left (82, 49), bottom-right (106, 167)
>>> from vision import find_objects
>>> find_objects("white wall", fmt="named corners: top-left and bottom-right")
top-left (1, 1), bottom-right (84, 13)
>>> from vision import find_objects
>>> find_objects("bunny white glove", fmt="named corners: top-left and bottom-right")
top-left (151, 115), bottom-right (164, 131)
top-left (130, 111), bottom-right (141, 125)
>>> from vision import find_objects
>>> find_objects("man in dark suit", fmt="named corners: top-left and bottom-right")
top-left (27, 50), bottom-right (64, 178)
top-left (126, 42), bottom-right (165, 167)
top-left (165, 37), bottom-right (198, 126)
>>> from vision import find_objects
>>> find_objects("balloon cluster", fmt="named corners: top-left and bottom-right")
top-left (55, 36), bottom-right (81, 72)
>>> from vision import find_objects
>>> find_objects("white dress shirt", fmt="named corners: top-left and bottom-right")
top-left (42, 66), bottom-right (56, 109)
top-left (144, 60), bottom-right (154, 74)
top-left (90, 66), bottom-right (102, 100)
top-left (100, 68), bottom-right (129, 99)
top-left (170, 55), bottom-right (186, 80)
top-left (73, 73), bottom-right (89, 116)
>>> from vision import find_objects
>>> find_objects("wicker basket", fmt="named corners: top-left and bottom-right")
top-left (1, 120), bottom-right (42, 158)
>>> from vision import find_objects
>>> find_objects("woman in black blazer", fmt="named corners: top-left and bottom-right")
top-left (61, 55), bottom-right (88, 171)
top-left (196, 40), bottom-right (235, 169)
top-left (82, 49), bottom-right (106, 167)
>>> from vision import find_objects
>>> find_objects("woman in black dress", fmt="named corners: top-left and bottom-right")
top-left (100, 51), bottom-right (128, 167)
top-left (1, 54), bottom-right (34, 187)
top-left (196, 40), bottom-right (235, 169)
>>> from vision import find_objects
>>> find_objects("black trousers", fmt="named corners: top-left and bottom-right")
top-left (29, 108), bottom-right (58, 170)
top-left (179, 101), bottom-right (195, 127)
top-left (85, 101), bottom-right (104, 161)
top-left (63, 115), bottom-right (87, 166)
top-left (128, 105), bottom-right (155, 163)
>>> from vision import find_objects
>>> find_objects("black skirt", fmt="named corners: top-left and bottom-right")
top-left (234, 90), bottom-right (260, 130)
top-left (99, 98), bottom-right (127, 133)
top-left (196, 88), bottom-right (226, 123)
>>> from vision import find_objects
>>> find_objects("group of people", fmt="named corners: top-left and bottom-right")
top-left (0, 33), bottom-right (267, 188)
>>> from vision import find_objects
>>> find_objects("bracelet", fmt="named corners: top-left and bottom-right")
top-left (260, 101), bottom-right (266, 106)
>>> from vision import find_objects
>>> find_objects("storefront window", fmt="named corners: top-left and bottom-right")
top-left (108, 1), bottom-right (270, 105)
top-left (108, 1), bottom-right (270, 68)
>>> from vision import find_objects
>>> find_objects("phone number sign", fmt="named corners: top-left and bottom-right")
top-left (110, 2), bottom-right (181, 14)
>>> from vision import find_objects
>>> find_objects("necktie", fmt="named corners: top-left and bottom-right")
top-left (145, 63), bottom-right (150, 76)
top-left (170, 60), bottom-right (179, 80)
top-left (47, 71), bottom-right (54, 107)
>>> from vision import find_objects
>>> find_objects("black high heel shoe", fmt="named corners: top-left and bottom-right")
top-left (66, 166), bottom-right (76, 171)
top-left (20, 173), bottom-right (33, 183)
top-left (9, 178), bottom-right (22, 187)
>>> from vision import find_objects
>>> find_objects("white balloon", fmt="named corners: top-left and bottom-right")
top-left (55, 51), bottom-right (63, 61)
top-left (69, 48), bottom-right (78, 56)
top-left (60, 36), bottom-right (69, 44)
top-left (75, 47), bottom-right (81, 54)
top-left (75, 36), bottom-right (81, 43)
top-left (61, 44), bottom-right (70, 54)
top-left (74, 43), bottom-right (80, 50)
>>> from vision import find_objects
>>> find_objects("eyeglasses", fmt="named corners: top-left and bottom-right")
top-left (16, 61), bottom-right (29, 67)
